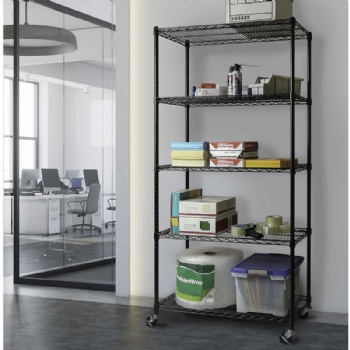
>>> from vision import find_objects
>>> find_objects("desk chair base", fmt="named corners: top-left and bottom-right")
top-left (65, 223), bottom-right (102, 234)
top-left (105, 220), bottom-right (116, 229)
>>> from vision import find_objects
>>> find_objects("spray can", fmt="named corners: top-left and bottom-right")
top-left (227, 64), bottom-right (242, 96)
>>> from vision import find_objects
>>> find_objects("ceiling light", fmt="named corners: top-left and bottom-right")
top-left (3, 0), bottom-right (78, 56)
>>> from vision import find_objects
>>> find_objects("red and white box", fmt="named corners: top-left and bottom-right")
top-left (210, 158), bottom-right (245, 168)
top-left (209, 141), bottom-right (258, 151)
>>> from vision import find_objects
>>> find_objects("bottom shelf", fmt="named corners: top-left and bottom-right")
top-left (158, 294), bottom-right (307, 323)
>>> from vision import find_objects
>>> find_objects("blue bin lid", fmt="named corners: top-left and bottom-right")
top-left (231, 253), bottom-right (304, 277)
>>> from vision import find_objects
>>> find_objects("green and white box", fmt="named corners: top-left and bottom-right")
top-left (179, 209), bottom-right (238, 236)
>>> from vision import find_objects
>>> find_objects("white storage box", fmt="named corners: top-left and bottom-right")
top-left (248, 75), bottom-right (304, 96)
top-left (226, 0), bottom-right (293, 23)
top-left (231, 253), bottom-right (304, 316)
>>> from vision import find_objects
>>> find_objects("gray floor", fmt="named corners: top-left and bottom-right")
top-left (3, 235), bottom-right (348, 349)
top-left (3, 279), bottom-right (348, 350)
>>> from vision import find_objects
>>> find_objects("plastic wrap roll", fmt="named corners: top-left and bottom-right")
top-left (261, 224), bottom-right (279, 235)
top-left (266, 215), bottom-right (283, 226)
top-left (279, 224), bottom-right (291, 234)
top-left (176, 246), bottom-right (243, 309)
top-left (255, 222), bottom-right (266, 233)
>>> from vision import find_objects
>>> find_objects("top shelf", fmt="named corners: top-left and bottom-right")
top-left (156, 18), bottom-right (310, 46)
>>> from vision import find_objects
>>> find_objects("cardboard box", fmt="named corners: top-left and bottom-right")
top-left (179, 195), bottom-right (236, 215)
top-left (210, 158), bottom-right (245, 168)
top-left (179, 209), bottom-right (238, 236)
top-left (226, 0), bottom-right (293, 23)
top-left (209, 141), bottom-right (258, 151)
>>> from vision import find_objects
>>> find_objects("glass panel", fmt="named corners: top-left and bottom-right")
top-left (4, 0), bottom-right (116, 288)
top-left (4, 78), bottom-right (12, 135)
top-left (19, 139), bottom-right (36, 171)
top-left (3, 137), bottom-right (12, 182)
top-left (19, 81), bottom-right (37, 137)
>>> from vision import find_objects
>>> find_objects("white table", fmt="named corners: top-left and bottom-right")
top-left (4, 193), bottom-right (101, 235)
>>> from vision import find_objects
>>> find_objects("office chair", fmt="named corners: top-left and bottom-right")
top-left (105, 198), bottom-right (116, 228)
top-left (65, 183), bottom-right (102, 234)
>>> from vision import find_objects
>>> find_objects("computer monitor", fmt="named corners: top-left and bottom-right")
top-left (20, 169), bottom-right (40, 190)
top-left (83, 169), bottom-right (99, 187)
top-left (41, 168), bottom-right (63, 192)
top-left (64, 169), bottom-right (80, 179)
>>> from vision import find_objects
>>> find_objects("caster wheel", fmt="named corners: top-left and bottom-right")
top-left (146, 315), bottom-right (158, 328)
top-left (279, 329), bottom-right (294, 345)
top-left (64, 230), bottom-right (68, 233)
top-left (73, 228), bottom-right (76, 232)
top-left (98, 229), bottom-right (102, 234)
top-left (105, 224), bottom-right (108, 229)
top-left (298, 308), bottom-right (309, 319)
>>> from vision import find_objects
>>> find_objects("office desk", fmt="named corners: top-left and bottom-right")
top-left (4, 193), bottom-right (101, 235)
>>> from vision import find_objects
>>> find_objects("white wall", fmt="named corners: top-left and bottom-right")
top-left (130, 0), bottom-right (348, 313)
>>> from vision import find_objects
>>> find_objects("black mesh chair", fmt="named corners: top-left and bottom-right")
top-left (65, 183), bottom-right (102, 233)
top-left (105, 198), bottom-right (116, 228)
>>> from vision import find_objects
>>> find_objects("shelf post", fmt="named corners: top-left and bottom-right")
top-left (185, 40), bottom-right (190, 250)
top-left (289, 17), bottom-right (296, 333)
top-left (153, 26), bottom-right (160, 318)
top-left (13, 0), bottom-right (20, 283)
top-left (306, 31), bottom-right (312, 308)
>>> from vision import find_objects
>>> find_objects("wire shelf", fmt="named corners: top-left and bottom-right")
top-left (158, 294), bottom-right (308, 322)
top-left (157, 94), bottom-right (309, 107)
top-left (158, 228), bottom-right (308, 246)
top-left (156, 19), bottom-right (309, 46)
top-left (158, 164), bottom-right (308, 173)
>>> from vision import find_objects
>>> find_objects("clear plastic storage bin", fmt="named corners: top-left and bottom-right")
top-left (231, 253), bottom-right (304, 316)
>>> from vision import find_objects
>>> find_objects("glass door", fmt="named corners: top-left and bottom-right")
top-left (3, 0), bottom-right (116, 290)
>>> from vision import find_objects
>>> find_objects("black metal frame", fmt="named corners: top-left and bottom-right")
top-left (10, 0), bottom-right (116, 291)
top-left (151, 18), bottom-right (312, 339)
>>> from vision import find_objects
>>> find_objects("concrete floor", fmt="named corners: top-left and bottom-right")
top-left (3, 282), bottom-right (348, 350)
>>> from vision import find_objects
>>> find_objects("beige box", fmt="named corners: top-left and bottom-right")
top-left (226, 0), bottom-right (293, 23)
top-left (179, 209), bottom-right (238, 236)
top-left (248, 75), bottom-right (304, 96)
top-left (179, 195), bottom-right (236, 215)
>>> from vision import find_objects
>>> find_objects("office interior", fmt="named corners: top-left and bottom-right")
top-left (3, 0), bottom-right (117, 290)
top-left (2, 0), bottom-right (348, 347)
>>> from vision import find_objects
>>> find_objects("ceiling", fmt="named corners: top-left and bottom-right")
top-left (3, 0), bottom-right (115, 88)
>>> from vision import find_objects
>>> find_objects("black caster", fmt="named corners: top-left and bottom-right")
top-left (105, 223), bottom-right (108, 229)
top-left (98, 229), bottom-right (102, 234)
top-left (146, 315), bottom-right (158, 328)
top-left (298, 308), bottom-right (309, 319)
top-left (279, 329), bottom-right (294, 345)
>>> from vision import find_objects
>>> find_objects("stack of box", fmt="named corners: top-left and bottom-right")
top-left (170, 188), bottom-right (203, 235)
top-left (178, 195), bottom-right (237, 236)
top-left (171, 141), bottom-right (209, 167)
top-left (209, 141), bottom-right (259, 168)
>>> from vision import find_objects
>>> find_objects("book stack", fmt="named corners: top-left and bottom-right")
top-left (171, 142), bottom-right (210, 167)
top-left (209, 141), bottom-right (259, 168)
top-left (170, 188), bottom-right (203, 235)
top-left (178, 195), bottom-right (238, 236)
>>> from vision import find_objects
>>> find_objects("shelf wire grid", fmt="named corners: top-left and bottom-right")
top-left (158, 164), bottom-right (308, 173)
top-left (158, 294), bottom-right (308, 322)
top-left (157, 19), bottom-right (309, 46)
top-left (158, 228), bottom-right (308, 246)
top-left (157, 94), bottom-right (309, 107)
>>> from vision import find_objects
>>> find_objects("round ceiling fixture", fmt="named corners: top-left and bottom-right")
top-left (3, 1), bottom-right (78, 56)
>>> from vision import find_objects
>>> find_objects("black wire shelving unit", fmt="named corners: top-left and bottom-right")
top-left (147, 18), bottom-right (312, 345)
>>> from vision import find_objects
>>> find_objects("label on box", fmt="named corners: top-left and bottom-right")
top-left (176, 261), bottom-right (215, 302)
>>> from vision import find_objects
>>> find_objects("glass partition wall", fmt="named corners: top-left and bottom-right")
top-left (3, 0), bottom-right (116, 290)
